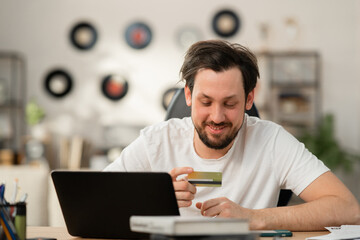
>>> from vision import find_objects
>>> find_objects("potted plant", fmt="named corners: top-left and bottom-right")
top-left (299, 114), bottom-right (359, 172)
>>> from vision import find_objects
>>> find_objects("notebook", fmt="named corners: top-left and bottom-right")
top-left (51, 170), bottom-right (180, 239)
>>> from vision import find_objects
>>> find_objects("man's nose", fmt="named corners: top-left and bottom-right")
top-left (210, 104), bottom-right (225, 123)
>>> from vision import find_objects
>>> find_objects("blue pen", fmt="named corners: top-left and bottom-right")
top-left (0, 183), bottom-right (6, 204)
top-left (1, 182), bottom-right (20, 240)
top-left (0, 205), bottom-right (19, 240)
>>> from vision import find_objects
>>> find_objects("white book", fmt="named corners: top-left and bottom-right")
top-left (130, 215), bottom-right (249, 236)
top-left (68, 136), bottom-right (83, 169)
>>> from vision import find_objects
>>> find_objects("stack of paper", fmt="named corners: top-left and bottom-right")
top-left (307, 225), bottom-right (360, 240)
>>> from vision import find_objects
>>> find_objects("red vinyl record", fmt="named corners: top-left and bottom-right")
top-left (101, 74), bottom-right (129, 101)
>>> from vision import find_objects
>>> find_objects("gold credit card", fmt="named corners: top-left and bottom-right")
top-left (187, 171), bottom-right (222, 187)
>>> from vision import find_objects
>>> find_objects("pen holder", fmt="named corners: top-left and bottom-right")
top-left (0, 202), bottom-right (26, 240)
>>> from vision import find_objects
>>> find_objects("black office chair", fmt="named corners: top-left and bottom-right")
top-left (165, 88), bottom-right (292, 207)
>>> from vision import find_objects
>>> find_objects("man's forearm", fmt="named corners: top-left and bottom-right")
top-left (250, 196), bottom-right (360, 231)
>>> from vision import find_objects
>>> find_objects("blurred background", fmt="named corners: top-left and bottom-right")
top-left (0, 0), bottom-right (359, 226)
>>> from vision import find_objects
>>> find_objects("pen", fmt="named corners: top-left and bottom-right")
top-left (19, 193), bottom-right (28, 203)
top-left (0, 216), bottom-right (12, 240)
top-left (0, 183), bottom-right (5, 204)
top-left (0, 207), bottom-right (19, 240)
top-left (11, 179), bottom-right (19, 203)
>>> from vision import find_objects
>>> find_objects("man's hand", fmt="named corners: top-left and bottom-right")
top-left (196, 172), bottom-right (360, 231)
top-left (196, 197), bottom-right (252, 218)
top-left (169, 167), bottom-right (197, 208)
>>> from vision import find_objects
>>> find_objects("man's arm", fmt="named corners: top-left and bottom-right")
top-left (196, 171), bottom-right (360, 231)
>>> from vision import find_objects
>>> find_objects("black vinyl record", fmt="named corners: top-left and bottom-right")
top-left (101, 74), bottom-right (129, 101)
top-left (70, 22), bottom-right (98, 50)
top-left (44, 69), bottom-right (73, 98)
top-left (212, 9), bottom-right (241, 38)
top-left (125, 22), bottom-right (152, 49)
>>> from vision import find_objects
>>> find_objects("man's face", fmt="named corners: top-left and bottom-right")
top-left (185, 67), bottom-right (254, 151)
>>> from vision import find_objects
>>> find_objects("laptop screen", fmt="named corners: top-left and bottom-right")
top-left (52, 171), bottom-right (180, 239)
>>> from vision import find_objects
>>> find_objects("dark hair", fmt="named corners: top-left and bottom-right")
top-left (180, 40), bottom-right (259, 98)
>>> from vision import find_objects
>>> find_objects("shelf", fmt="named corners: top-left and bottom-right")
top-left (257, 51), bottom-right (321, 138)
top-left (277, 112), bottom-right (315, 121)
top-left (0, 53), bottom-right (26, 158)
top-left (0, 104), bottom-right (23, 110)
top-left (271, 82), bottom-right (319, 88)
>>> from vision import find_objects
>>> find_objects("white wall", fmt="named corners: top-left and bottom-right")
top-left (1, 0), bottom-right (359, 154)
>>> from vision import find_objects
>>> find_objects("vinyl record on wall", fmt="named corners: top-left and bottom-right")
top-left (176, 27), bottom-right (202, 50)
top-left (44, 69), bottom-right (73, 98)
top-left (125, 22), bottom-right (152, 49)
top-left (101, 74), bottom-right (129, 101)
top-left (162, 87), bottom-right (181, 110)
top-left (212, 9), bottom-right (241, 38)
top-left (70, 22), bottom-right (98, 50)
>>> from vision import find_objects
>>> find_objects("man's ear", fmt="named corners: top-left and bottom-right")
top-left (184, 85), bottom-right (192, 107)
top-left (245, 90), bottom-right (255, 110)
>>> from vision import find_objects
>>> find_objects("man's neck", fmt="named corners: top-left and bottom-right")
top-left (193, 131), bottom-right (234, 159)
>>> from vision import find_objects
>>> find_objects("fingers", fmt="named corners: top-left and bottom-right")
top-left (174, 180), bottom-right (197, 207)
top-left (199, 198), bottom-right (250, 218)
top-left (173, 180), bottom-right (196, 207)
top-left (169, 167), bottom-right (193, 180)
top-left (169, 167), bottom-right (196, 195)
top-left (169, 167), bottom-right (196, 208)
top-left (173, 180), bottom-right (197, 194)
top-left (177, 199), bottom-right (193, 208)
top-left (199, 197), bottom-right (227, 217)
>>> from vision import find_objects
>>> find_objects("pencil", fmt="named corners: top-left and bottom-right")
top-left (0, 215), bottom-right (13, 240)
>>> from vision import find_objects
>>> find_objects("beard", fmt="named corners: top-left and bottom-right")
top-left (194, 121), bottom-right (240, 150)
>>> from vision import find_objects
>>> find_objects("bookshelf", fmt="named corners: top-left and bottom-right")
top-left (258, 52), bottom-right (321, 137)
top-left (0, 52), bottom-right (26, 164)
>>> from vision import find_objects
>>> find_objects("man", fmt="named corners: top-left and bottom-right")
top-left (105, 40), bottom-right (360, 230)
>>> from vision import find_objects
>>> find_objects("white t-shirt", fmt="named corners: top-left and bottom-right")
top-left (104, 115), bottom-right (329, 216)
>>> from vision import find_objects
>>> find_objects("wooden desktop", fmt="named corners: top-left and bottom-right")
top-left (27, 226), bottom-right (329, 240)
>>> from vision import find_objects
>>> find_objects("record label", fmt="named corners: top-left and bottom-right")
top-left (125, 22), bottom-right (152, 49)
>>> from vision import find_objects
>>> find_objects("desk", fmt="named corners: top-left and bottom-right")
top-left (27, 226), bottom-right (329, 240)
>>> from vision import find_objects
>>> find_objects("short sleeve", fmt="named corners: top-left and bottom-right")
top-left (272, 127), bottom-right (329, 195)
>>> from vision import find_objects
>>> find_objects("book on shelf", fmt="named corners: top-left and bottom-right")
top-left (59, 137), bottom-right (70, 168)
top-left (59, 135), bottom-right (92, 169)
top-left (130, 215), bottom-right (249, 236)
top-left (68, 136), bottom-right (84, 169)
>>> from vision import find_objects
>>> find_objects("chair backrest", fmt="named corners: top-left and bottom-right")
top-left (165, 88), bottom-right (292, 207)
top-left (165, 88), bottom-right (191, 120)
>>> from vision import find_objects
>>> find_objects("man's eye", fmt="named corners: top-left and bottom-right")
top-left (201, 102), bottom-right (211, 106)
top-left (225, 102), bottom-right (236, 107)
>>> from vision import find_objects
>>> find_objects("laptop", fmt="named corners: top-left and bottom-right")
top-left (51, 170), bottom-right (180, 239)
